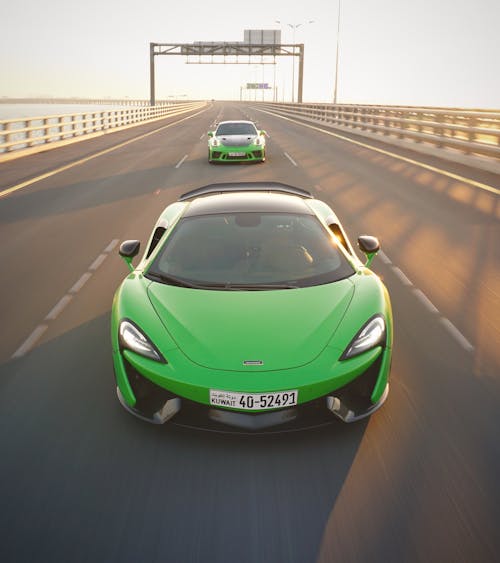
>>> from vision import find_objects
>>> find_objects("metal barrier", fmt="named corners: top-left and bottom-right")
top-left (0, 101), bottom-right (207, 155)
top-left (255, 102), bottom-right (500, 162)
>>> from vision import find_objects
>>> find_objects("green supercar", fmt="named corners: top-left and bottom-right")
top-left (111, 183), bottom-right (393, 431)
top-left (208, 121), bottom-right (266, 163)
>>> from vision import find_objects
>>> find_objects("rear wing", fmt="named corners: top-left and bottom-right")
top-left (179, 182), bottom-right (313, 201)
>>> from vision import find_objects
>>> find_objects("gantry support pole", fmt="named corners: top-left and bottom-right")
top-left (297, 44), bottom-right (304, 103)
top-left (150, 43), bottom-right (156, 106)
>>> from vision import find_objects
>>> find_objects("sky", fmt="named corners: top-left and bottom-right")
top-left (2, 0), bottom-right (499, 108)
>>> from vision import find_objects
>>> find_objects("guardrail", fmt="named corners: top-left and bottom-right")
top-left (0, 98), bottom-right (188, 106)
top-left (0, 101), bottom-right (207, 157)
top-left (255, 102), bottom-right (500, 168)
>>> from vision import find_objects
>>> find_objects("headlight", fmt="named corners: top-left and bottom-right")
top-left (119, 320), bottom-right (166, 363)
top-left (254, 137), bottom-right (262, 146)
top-left (340, 315), bottom-right (386, 360)
top-left (211, 138), bottom-right (220, 147)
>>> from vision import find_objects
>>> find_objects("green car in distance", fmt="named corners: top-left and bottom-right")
top-left (208, 120), bottom-right (266, 163)
top-left (112, 183), bottom-right (393, 432)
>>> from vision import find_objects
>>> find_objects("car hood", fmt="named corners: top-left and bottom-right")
top-left (216, 134), bottom-right (258, 147)
top-left (147, 280), bottom-right (354, 371)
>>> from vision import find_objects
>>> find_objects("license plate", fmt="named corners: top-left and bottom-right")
top-left (228, 152), bottom-right (245, 157)
top-left (210, 389), bottom-right (298, 410)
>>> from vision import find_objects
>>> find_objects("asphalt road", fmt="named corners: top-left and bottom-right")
top-left (0, 102), bottom-right (499, 563)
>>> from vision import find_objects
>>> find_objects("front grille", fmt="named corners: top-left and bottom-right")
top-left (211, 151), bottom-right (221, 158)
top-left (226, 154), bottom-right (250, 160)
top-left (252, 150), bottom-right (263, 158)
top-left (173, 395), bottom-right (335, 434)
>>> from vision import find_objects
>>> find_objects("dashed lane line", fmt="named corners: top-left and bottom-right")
top-left (104, 239), bottom-right (119, 253)
top-left (412, 288), bottom-right (439, 315)
top-left (175, 154), bottom-right (189, 169)
top-left (440, 318), bottom-right (474, 353)
top-left (11, 239), bottom-right (119, 359)
top-left (89, 253), bottom-right (108, 271)
top-left (284, 152), bottom-right (298, 166)
top-left (12, 325), bottom-right (48, 360)
top-left (45, 295), bottom-right (73, 321)
top-left (378, 251), bottom-right (392, 265)
top-left (392, 267), bottom-right (413, 287)
top-left (380, 251), bottom-right (474, 352)
top-left (69, 272), bottom-right (93, 294)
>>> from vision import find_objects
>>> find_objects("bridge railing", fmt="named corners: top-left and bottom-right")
top-left (255, 102), bottom-right (500, 167)
top-left (0, 101), bottom-right (206, 156)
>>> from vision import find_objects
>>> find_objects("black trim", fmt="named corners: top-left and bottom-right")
top-left (179, 182), bottom-right (313, 201)
top-left (330, 355), bottom-right (383, 415)
top-left (146, 227), bottom-right (166, 258)
top-left (122, 358), bottom-right (175, 417)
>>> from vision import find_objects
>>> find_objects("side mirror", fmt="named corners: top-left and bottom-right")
top-left (357, 236), bottom-right (380, 267)
top-left (119, 240), bottom-right (140, 272)
top-left (207, 131), bottom-right (213, 138)
top-left (260, 130), bottom-right (267, 136)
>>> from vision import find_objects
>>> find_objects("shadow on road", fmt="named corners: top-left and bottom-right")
top-left (0, 313), bottom-right (367, 563)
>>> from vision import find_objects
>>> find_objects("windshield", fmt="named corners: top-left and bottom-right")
top-left (215, 123), bottom-right (258, 136)
top-left (147, 212), bottom-right (355, 289)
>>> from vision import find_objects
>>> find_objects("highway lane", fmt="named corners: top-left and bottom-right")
top-left (0, 102), bottom-right (499, 563)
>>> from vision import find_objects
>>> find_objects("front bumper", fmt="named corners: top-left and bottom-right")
top-left (113, 346), bottom-right (391, 432)
top-left (208, 143), bottom-right (265, 162)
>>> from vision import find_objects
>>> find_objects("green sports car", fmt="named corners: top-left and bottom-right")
top-left (208, 120), bottom-right (266, 163)
top-left (112, 183), bottom-right (393, 431)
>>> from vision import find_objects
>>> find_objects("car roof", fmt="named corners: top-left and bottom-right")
top-left (183, 192), bottom-right (315, 217)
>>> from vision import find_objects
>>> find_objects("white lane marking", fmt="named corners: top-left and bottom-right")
top-left (104, 239), bottom-right (119, 253)
top-left (392, 267), bottom-right (413, 287)
top-left (69, 272), bottom-right (92, 294)
top-left (89, 253), bottom-right (107, 272)
top-left (378, 251), bottom-right (392, 265)
top-left (45, 295), bottom-right (73, 321)
top-left (379, 251), bottom-right (474, 353)
top-left (284, 152), bottom-right (298, 166)
top-left (200, 133), bottom-right (205, 140)
top-left (440, 318), bottom-right (475, 352)
top-left (11, 239), bottom-right (117, 359)
top-left (12, 325), bottom-right (48, 359)
top-left (254, 107), bottom-right (500, 196)
top-left (175, 154), bottom-right (188, 169)
top-left (413, 288), bottom-right (439, 315)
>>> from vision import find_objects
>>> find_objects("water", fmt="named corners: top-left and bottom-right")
top-left (0, 103), bottom-right (134, 121)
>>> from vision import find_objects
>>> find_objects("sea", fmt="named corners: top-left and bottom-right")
top-left (0, 103), bottom-right (133, 121)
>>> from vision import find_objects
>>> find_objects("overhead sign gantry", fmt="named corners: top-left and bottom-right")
top-left (149, 30), bottom-right (305, 105)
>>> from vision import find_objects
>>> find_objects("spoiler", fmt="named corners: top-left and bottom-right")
top-left (179, 182), bottom-right (313, 201)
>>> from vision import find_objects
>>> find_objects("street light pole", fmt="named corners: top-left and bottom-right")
top-left (333, 0), bottom-right (341, 105)
top-left (275, 20), bottom-right (314, 103)
top-left (290, 24), bottom-right (300, 103)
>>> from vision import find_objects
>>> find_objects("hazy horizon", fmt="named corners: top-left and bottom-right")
top-left (2, 0), bottom-right (499, 109)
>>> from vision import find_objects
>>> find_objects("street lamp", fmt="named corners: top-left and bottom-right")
top-left (333, 0), bottom-right (341, 104)
top-left (275, 19), bottom-right (314, 103)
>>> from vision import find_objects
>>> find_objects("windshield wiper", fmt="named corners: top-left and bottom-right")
top-left (224, 283), bottom-right (298, 290)
top-left (146, 273), bottom-right (298, 291)
top-left (146, 272), bottom-right (208, 289)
